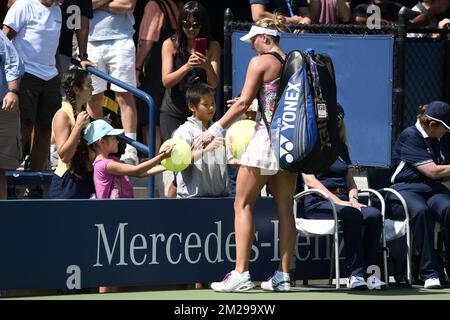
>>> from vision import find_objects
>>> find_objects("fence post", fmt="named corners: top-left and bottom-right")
top-left (223, 8), bottom-right (233, 116)
top-left (393, 8), bottom-right (407, 139)
top-left (445, 25), bottom-right (450, 103)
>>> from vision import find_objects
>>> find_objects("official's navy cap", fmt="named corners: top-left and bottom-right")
top-left (337, 103), bottom-right (345, 120)
top-left (424, 101), bottom-right (450, 130)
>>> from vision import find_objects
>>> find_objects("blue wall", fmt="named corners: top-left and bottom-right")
top-left (232, 33), bottom-right (394, 167)
top-left (0, 198), bottom-right (348, 290)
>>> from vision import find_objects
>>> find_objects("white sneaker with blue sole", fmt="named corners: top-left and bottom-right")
top-left (347, 276), bottom-right (368, 290)
top-left (260, 271), bottom-right (291, 292)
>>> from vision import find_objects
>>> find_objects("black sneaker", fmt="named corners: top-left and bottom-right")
top-left (23, 186), bottom-right (43, 199)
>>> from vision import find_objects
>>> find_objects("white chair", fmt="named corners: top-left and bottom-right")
top-left (293, 188), bottom-right (341, 288)
top-left (377, 187), bottom-right (412, 285)
top-left (366, 169), bottom-right (413, 285)
top-left (294, 187), bottom-right (392, 289)
top-left (357, 188), bottom-right (389, 286)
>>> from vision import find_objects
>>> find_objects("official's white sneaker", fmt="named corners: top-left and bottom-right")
top-left (260, 271), bottom-right (291, 292)
top-left (210, 270), bottom-right (255, 292)
top-left (367, 275), bottom-right (387, 290)
top-left (347, 276), bottom-right (368, 290)
top-left (424, 277), bottom-right (441, 289)
top-left (120, 148), bottom-right (139, 165)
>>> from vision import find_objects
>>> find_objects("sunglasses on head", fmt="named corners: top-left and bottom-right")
top-left (182, 20), bottom-right (202, 29)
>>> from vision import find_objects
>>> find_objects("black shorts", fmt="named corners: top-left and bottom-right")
top-left (19, 73), bottom-right (62, 127)
top-left (137, 77), bottom-right (163, 126)
top-left (159, 111), bottom-right (188, 142)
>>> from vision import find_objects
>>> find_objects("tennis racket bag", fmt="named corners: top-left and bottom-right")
top-left (269, 49), bottom-right (339, 173)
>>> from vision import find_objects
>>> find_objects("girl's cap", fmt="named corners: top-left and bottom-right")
top-left (84, 119), bottom-right (124, 145)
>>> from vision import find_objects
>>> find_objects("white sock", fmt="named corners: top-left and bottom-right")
top-left (275, 271), bottom-right (290, 280)
top-left (125, 132), bottom-right (137, 140)
top-left (124, 133), bottom-right (137, 153)
top-left (234, 270), bottom-right (250, 277)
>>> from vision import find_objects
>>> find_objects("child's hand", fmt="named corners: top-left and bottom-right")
top-left (203, 137), bottom-right (224, 153)
top-left (159, 144), bottom-right (174, 159)
top-left (226, 97), bottom-right (238, 108)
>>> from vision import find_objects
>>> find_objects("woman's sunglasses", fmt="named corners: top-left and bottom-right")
top-left (182, 20), bottom-right (202, 29)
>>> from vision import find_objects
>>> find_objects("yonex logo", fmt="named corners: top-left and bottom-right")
top-left (279, 77), bottom-right (301, 164)
top-left (280, 135), bottom-right (294, 163)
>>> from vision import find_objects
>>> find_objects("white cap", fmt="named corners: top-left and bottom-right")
top-left (240, 26), bottom-right (280, 43)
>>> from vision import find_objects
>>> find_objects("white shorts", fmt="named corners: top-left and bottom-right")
top-left (87, 38), bottom-right (136, 94)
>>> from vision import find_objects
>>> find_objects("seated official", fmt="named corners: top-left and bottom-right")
top-left (387, 101), bottom-right (450, 289)
top-left (301, 104), bottom-right (385, 290)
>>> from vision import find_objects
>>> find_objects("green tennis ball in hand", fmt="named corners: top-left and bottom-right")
top-left (225, 120), bottom-right (256, 160)
top-left (160, 138), bottom-right (192, 171)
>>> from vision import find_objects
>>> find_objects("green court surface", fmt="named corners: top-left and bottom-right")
top-left (9, 286), bottom-right (450, 300)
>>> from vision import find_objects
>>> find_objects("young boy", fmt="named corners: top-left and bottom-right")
top-left (172, 80), bottom-right (229, 198)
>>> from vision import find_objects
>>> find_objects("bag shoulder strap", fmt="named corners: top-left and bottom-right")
top-left (261, 51), bottom-right (285, 65)
top-left (258, 52), bottom-right (285, 136)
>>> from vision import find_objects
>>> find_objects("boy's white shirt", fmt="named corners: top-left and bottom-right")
top-left (172, 116), bottom-right (229, 198)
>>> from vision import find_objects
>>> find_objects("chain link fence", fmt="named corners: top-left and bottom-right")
top-left (404, 39), bottom-right (447, 127)
top-left (224, 17), bottom-right (450, 140)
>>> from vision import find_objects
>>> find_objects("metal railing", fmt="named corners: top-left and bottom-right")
top-left (72, 59), bottom-right (157, 198)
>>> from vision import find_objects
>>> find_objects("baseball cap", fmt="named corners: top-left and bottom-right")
top-left (424, 101), bottom-right (450, 130)
top-left (240, 26), bottom-right (280, 43)
top-left (84, 119), bottom-right (124, 145)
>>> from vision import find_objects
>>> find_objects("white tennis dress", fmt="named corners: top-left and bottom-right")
top-left (239, 78), bottom-right (279, 175)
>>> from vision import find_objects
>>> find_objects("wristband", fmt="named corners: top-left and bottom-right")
top-left (78, 53), bottom-right (89, 61)
top-left (208, 122), bottom-right (225, 138)
top-left (7, 88), bottom-right (19, 95)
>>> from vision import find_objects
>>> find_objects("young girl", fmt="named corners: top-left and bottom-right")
top-left (172, 80), bottom-right (228, 198)
top-left (84, 119), bottom-right (173, 199)
top-left (50, 69), bottom-right (93, 199)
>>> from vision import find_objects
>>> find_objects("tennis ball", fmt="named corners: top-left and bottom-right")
top-left (225, 119), bottom-right (256, 160)
top-left (160, 138), bottom-right (192, 172)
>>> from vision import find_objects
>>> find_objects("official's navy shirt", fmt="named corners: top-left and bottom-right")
top-left (315, 142), bottom-right (351, 189)
top-left (391, 120), bottom-right (445, 184)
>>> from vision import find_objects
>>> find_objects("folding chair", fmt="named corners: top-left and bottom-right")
top-left (294, 187), bottom-right (391, 289)
top-left (367, 168), bottom-right (412, 285)
top-left (357, 188), bottom-right (389, 286)
top-left (377, 187), bottom-right (412, 285)
top-left (293, 189), bottom-right (341, 288)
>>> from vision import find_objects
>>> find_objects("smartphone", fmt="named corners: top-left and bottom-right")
top-left (195, 38), bottom-right (207, 55)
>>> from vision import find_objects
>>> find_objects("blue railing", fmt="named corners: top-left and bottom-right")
top-left (72, 59), bottom-right (156, 198)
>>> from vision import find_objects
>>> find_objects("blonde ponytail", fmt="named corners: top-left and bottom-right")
top-left (255, 11), bottom-right (290, 35)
